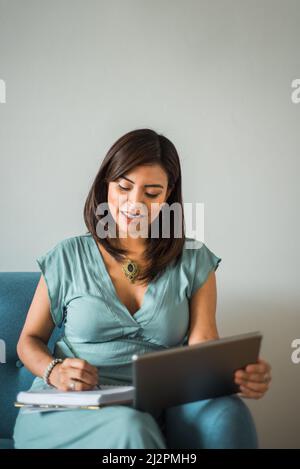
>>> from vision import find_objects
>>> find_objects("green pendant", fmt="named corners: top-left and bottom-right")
top-left (122, 259), bottom-right (139, 283)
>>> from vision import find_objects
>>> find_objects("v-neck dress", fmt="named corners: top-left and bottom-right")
top-left (13, 233), bottom-right (222, 449)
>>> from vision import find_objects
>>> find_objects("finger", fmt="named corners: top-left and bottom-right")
top-left (245, 359), bottom-right (270, 374)
top-left (66, 368), bottom-right (99, 386)
top-left (54, 377), bottom-right (91, 392)
top-left (81, 362), bottom-right (99, 377)
top-left (258, 358), bottom-right (271, 370)
top-left (235, 371), bottom-right (271, 383)
top-left (244, 363), bottom-right (266, 374)
top-left (62, 358), bottom-right (98, 376)
top-left (236, 379), bottom-right (269, 393)
top-left (65, 380), bottom-right (96, 392)
top-left (239, 385), bottom-right (264, 399)
top-left (65, 358), bottom-right (98, 375)
top-left (60, 362), bottom-right (98, 384)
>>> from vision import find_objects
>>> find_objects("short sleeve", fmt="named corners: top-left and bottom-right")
top-left (36, 241), bottom-right (69, 328)
top-left (188, 240), bottom-right (222, 298)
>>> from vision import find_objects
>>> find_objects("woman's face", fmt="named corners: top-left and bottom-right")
top-left (107, 164), bottom-right (171, 238)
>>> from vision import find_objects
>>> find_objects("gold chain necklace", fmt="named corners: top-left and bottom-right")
top-left (121, 258), bottom-right (140, 283)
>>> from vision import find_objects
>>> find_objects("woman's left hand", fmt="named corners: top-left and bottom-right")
top-left (234, 357), bottom-right (272, 399)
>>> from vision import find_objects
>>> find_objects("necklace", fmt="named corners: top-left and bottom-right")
top-left (121, 258), bottom-right (140, 283)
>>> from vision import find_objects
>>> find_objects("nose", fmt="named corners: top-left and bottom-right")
top-left (126, 190), bottom-right (147, 214)
top-left (127, 188), bottom-right (145, 206)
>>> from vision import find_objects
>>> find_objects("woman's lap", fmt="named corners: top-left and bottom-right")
top-left (13, 395), bottom-right (258, 449)
top-left (13, 404), bottom-right (167, 449)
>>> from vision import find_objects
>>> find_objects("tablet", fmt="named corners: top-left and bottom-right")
top-left (131, 331), bottom-right (262, 416)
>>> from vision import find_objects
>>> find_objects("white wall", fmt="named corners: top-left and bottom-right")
top-left (0, 0), bottom-right (299, 448)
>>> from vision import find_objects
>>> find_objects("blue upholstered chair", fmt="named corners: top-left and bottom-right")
top-left (0, 273), bottom-right (62, 449)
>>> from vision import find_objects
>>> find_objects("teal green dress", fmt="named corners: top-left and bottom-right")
top-left (13, 233), bottom-right (222, 449)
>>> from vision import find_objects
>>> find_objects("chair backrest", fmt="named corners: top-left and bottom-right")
top-left (0, 272), bottom-right (62, 439)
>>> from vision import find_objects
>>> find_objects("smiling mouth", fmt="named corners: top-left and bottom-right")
top-left (120, 210), bottom-right (146, 220)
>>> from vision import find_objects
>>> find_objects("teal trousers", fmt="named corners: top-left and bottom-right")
top-left (161, 395), bottom-right (258, 449)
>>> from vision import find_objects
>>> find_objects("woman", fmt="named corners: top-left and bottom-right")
top-left (13, 128), bottom-right (272, 449)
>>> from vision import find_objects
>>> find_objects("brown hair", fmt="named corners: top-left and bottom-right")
top-left (83, 128), bottom-right (186, 285)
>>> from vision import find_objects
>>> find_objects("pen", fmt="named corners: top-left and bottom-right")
top-left (14, 402), bottom-right (102, 410)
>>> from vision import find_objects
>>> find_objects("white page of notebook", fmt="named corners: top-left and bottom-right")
top-left (17, 384), bottom-right (135, 406)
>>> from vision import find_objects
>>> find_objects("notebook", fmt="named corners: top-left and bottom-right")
top-left (16, 384), bottom-right (134, 411)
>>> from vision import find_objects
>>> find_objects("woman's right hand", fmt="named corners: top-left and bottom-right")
top-left (48, 358), bottom-right (99, 391)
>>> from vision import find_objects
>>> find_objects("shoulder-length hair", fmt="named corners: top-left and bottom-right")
top-left (83, 128), bottom-right (186, 285)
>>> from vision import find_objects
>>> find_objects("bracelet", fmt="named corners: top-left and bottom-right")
top-left (43, 358), bottom-right (63, 386)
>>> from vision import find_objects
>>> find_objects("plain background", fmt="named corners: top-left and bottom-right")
top-left (0, 0), bottom-right (299, 448)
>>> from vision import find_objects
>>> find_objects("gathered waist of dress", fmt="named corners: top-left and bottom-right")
top-left (53, 335), bottom-right (168, 367)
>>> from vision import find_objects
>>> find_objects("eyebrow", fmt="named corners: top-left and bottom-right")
top-left (119, 175), bottom-right (164, 189)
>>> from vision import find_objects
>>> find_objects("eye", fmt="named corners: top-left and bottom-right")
top-left (118, 184), bottom-right (160, 198)
top-left (118, 185), bottom-right (130, 191)
top-left (145, 193), bottom-right (160, 198)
